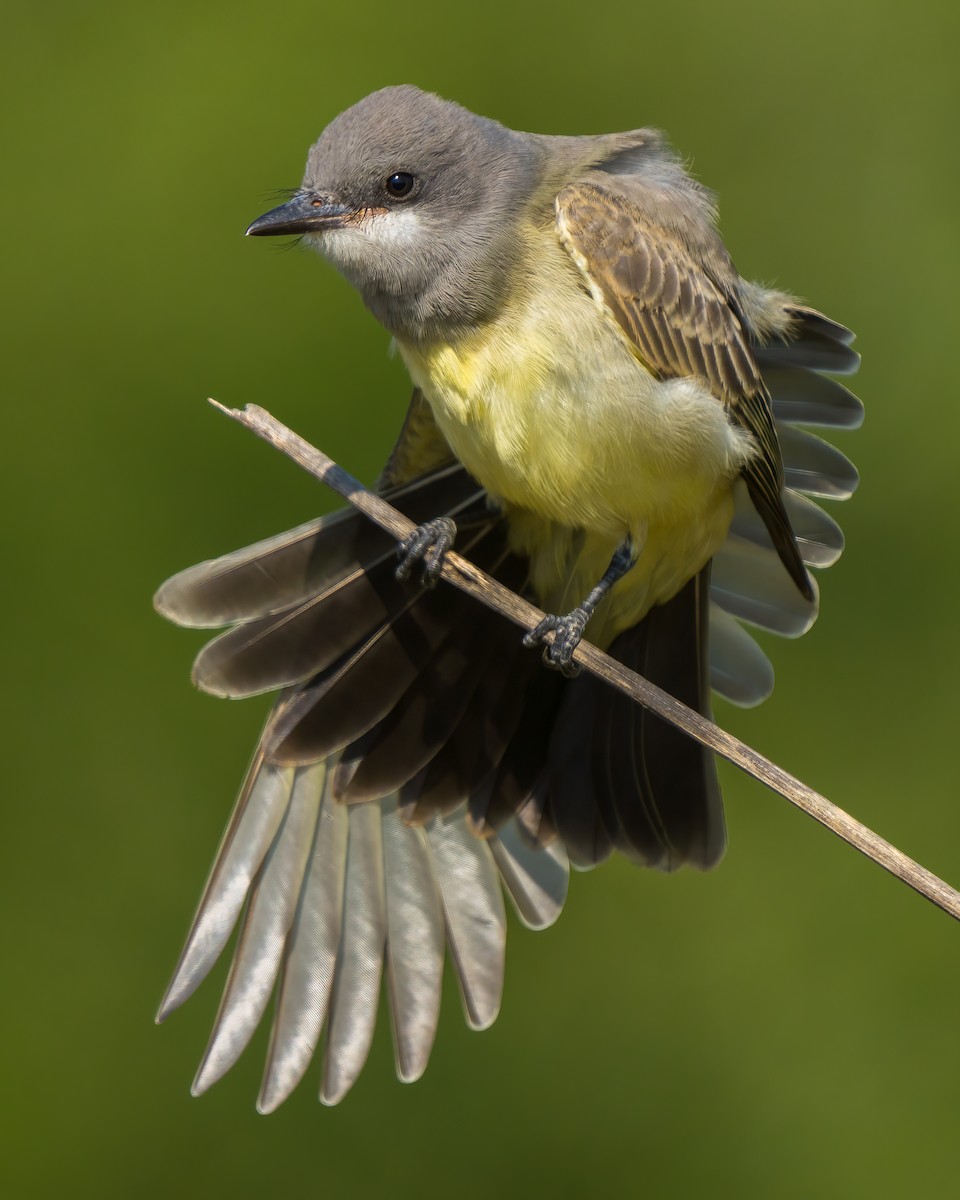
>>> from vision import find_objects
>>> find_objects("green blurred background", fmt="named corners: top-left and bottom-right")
top-left (4, 1), bottom-right (959, 1195)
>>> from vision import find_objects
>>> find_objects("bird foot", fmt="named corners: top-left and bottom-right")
top-left (396, 517), bottom-right (457, 585)
top-left (523, 607), bottom-right (589, 677)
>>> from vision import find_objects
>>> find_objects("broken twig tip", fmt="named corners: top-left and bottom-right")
top-left (204, 400), bottom-right (960, 925)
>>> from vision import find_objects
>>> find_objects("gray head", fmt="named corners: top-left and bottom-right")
top-left (247, 86), bottom-right (544, 340)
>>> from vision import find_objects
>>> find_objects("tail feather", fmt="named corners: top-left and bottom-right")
top-left (623, 570), bottom-right (725, 870)
top-left (547, 676), bottom-right (616, 869)
top-left (602, 568), bottom-right (723, 870)
top-left (158, 302), bottom-right (859, 1103)
top-left (541, 568), bottom-right (722, 872)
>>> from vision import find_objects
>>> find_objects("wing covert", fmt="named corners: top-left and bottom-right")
top-left (556, 181), bottom-right (811, 599)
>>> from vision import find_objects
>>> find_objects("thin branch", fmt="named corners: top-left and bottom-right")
top-left (209, 399), bottom-right (960, 924)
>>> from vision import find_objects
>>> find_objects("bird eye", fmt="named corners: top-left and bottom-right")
top-left (385, 172), bottom-right (416, 199)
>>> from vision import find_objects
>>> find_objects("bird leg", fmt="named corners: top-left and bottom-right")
top-left (396, 517), bottom-right (457, 585)
top-left (523, 539), bottom-right (639, 677)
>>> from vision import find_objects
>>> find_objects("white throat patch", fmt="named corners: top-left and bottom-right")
top-left (310, 208), bottom-right (426, 273)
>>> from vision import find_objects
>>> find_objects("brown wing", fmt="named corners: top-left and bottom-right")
top-left (378, 388), bottom-right (457, 489)
top-left (556, 181), bottom-right (812, 600)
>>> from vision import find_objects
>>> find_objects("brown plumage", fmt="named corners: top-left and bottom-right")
top-left (557, 179), bottom-right (811, 599)
top-left (155, 86), bottom-right (862, 1110)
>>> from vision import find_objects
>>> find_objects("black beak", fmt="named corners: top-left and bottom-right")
top-left (246, 194), bottom-right (353, 236)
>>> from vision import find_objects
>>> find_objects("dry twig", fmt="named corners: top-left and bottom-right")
top-left (209, 399), bottom-right (960, 923)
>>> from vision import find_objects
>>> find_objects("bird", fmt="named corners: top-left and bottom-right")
top-left (154, 85), bottom-right (861, 1111)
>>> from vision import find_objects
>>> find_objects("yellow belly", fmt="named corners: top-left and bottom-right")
top-left (397, 248), bottom-right (751, 644)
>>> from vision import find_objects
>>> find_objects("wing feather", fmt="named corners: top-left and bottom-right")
top-left (191, 764), bottom-right (321, 1096)
top-left (258, 765), bottom-right (348, 1113)
top-left (556, 180), bottom-right (811, 598)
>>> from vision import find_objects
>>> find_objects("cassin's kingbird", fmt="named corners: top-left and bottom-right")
top-left (155, 85), bottom-right (861, 1110)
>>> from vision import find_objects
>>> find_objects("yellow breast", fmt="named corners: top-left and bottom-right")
top-left (396, 228), bottom-right (751, 636)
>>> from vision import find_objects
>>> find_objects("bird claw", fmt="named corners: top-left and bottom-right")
top-left (523, 607), bottom-right (589, 677)
top-left (396, 517), bottom-right (457, 585)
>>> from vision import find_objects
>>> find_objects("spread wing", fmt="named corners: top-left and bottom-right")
top-left (556, 180), bottom-right (812, 600)
top-left (378, 387), bottom-right (457, 488)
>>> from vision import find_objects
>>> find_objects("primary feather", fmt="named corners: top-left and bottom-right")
top-left (157, 85), bottom-right (861, 1107)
